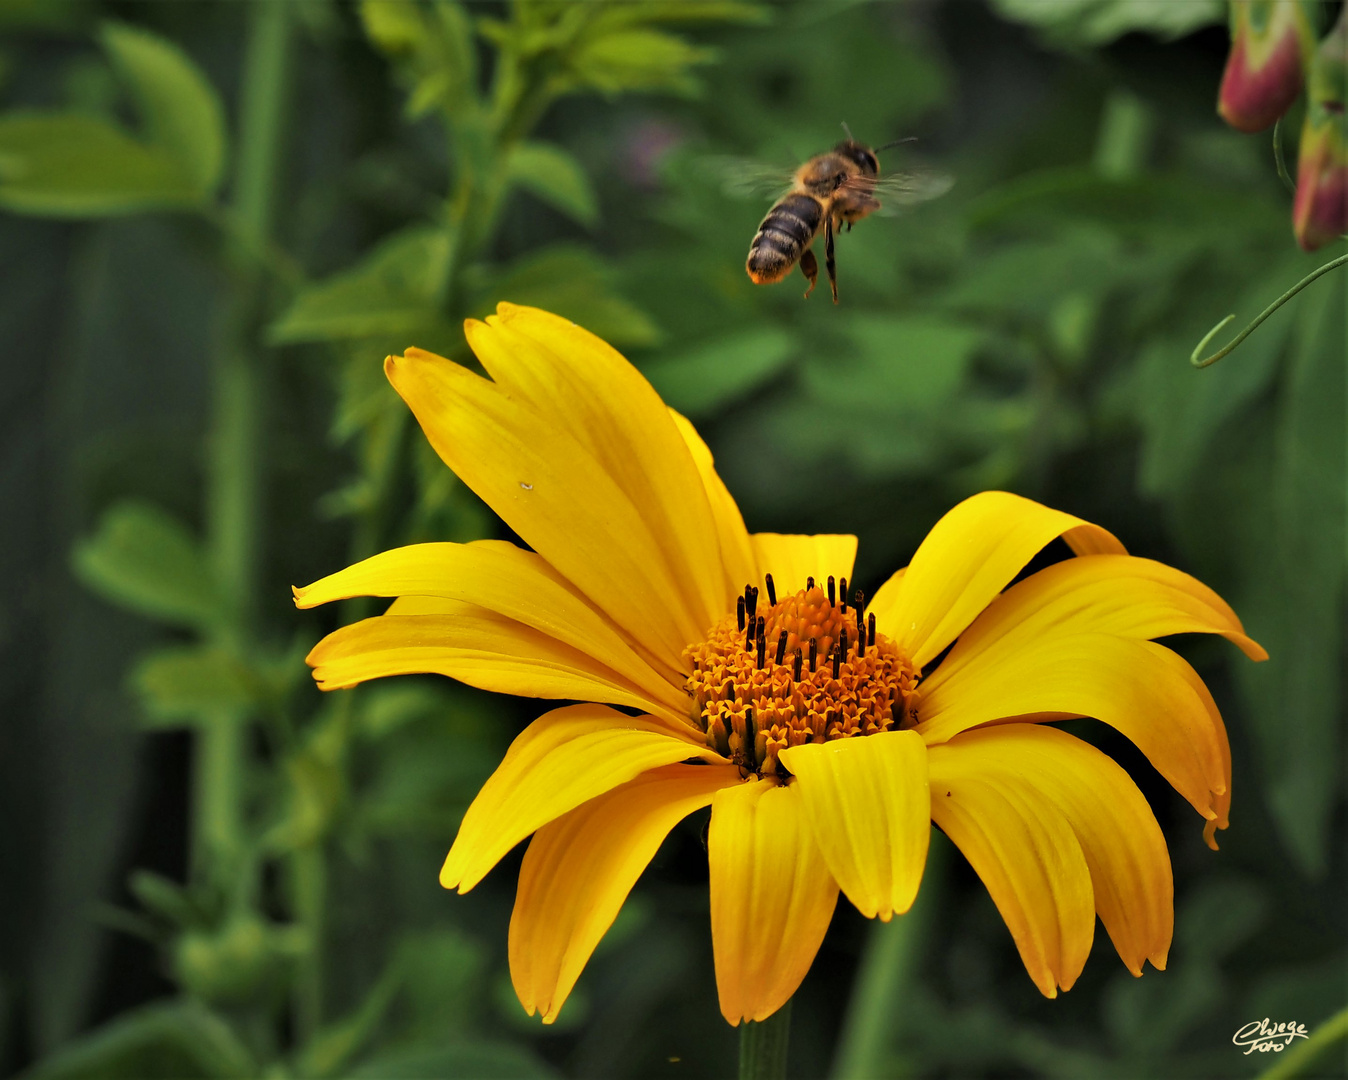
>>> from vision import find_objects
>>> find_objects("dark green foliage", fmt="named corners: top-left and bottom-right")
top-left (0, 1), bottom-right (1343, 1078)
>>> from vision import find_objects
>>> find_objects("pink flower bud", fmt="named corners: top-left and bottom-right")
top-left (1293, 11), bottom-right (1347, 250)
top-left (1218, 1), bottom-right (1314, 133)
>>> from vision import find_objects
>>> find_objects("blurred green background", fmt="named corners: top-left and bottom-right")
top-left (0, 1), bottom-right (1343, 1077)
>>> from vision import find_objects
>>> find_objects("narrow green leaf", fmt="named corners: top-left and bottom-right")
top-left (1233, 282), bottom-right (1345, 876)
top-left (296, 959), bottom-right (403, 1078)
top-left (507, 140), bottom-right (598, 226)
top-left (19, 1000), bottom-right (256, 1079)
top-left (0, 112), bottom-right (198, 217)
top-left (100, 21), bottom-right (227, 195)
top-left (642, 326), bottom-right (794, 417)
top-left (358, 0), bottom-right (425, 56)
top-left (132, 647), bottom-right (255, 727)
top-left (72, 500), bottom-right (220, 629)
top-left (267, 226), bottom-right (450, 343)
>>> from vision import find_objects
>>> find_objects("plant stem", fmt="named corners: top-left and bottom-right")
top-left (740, 1000), bottom-right (792, 1080)
top-left (197, 0), bottom-right (293, 906)
top-left (831, 833), bottom-right (948, 1079)
top-left (1256, 1005), bottom-right (1348, 1080)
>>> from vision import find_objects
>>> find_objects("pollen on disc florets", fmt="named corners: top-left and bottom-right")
top-left (684, 577), bottom-right (920, 778)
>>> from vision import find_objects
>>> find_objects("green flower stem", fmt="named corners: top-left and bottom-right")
top-left (740, 1000), bottom-right (792, 1080)
top-left (1256, 1005), bottom-right (1348, 1080)
top-left (199, 0), bottom-right (294, 885)
top-left (831, 834), bottom-right (948, 1079)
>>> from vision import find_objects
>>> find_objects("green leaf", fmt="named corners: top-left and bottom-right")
top-left (20, 1000), bottom-right (256, 1079)
top-left (478, 246), bottom-right (659, 346)
top-left (100, 21), bottom-right (227, 195)
top-left (642, 325), bottom-right (795, 417)
top-left (807, 314), bottom-right (983, 415)
top-left (72, 500), bottom-right (220, 629)
top-left (506, 140), bottom-right (598, 226)
top-left (989, 0), bottom-right (1223, 47)
top-left (361, 0), bottom-right (477, 118)
top-left (0, 112), bottom-right (199, 217)
top-left (1232, 281), bottom-right (1345, 876)
top-left (267, 225), bottom-right (451, 343)
top-left (589, 2), bottom-right (771, 29)
top-left (345, 1041), bottom-right (557, 1080)
top-left (296, 956), bottom-right (403, 1078)
top-left (566, 28), bottom-right (715, 96)
top-left (1135, 258), bottom-right (1304, 501)
top-left (132, 647), bottom-right (255, 727)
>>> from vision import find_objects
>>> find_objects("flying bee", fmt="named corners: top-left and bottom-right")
top-left (725, 129), bottom-right (951, 303)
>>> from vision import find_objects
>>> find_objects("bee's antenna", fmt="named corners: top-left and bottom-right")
top-left (840, 120), bottom-right (855, 142)
top-left (877, 136), bottom-right (918, 154)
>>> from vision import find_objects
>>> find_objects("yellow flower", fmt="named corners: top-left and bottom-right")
top-left (294, 303), bottom-right (1266, 1026)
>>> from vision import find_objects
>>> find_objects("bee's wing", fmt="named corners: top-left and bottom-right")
top-left (848, 169), bottom-right (954, 216)
top-left (696, 155), bottom-right (798, 200)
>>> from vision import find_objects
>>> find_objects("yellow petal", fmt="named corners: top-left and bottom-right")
top-left (442, 704), bottom-right (724, 892)
top-left (386, 335), bottom-right (702, 672)
top-left (709, 779), bottom-right (839, 1024)
top-left (467, 304), bottom-right (726, 628)
top-left (510, 763), bottom-right (741, 1023)
top-left (918, 633), bottom-right (1228, 832)
top-left (669, 408), bottom-right (756, 602)
top-left (927, 735), bottom-right (1095, 997)
top-left (750, 533), bottom-right (858, 595)
top-left (295, 538), bottom-right (686, 708)
top-left (778, 730), bottom-right (930, 921)
top-left (882, 492), bottom-right (1125, 669)
top-left (866, 566), bottom-right (906, 635)
top-left (922, 554), bottom-right (1264, 699)
top-left (930, 725), bottom-right (1172, 978)
top-left (305, 602), bottom-right (690, 727)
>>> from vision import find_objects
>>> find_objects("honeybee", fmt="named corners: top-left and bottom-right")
top-left (728, 129), bottom-right (951, 303)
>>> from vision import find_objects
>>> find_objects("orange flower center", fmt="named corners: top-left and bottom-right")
top-left (684, 575), bottom-right (919, 778)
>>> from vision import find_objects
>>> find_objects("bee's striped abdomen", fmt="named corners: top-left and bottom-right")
top-left (746, 193), bottom-right (823, 283)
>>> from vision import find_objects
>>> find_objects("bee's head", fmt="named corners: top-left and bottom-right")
top-left (832, 139), bottom-right (880, 177)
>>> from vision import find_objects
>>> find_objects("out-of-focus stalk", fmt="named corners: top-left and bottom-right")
top-left (199, 0), bottom-right (293, 889)
top-left (831, 836), bottom-right (947, 1079)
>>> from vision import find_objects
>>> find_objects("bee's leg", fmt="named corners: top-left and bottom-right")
top-left (799, 248), bottom-right (818, 299)
top-left (846, 221), bottom-right (853, 233)
top-left (825, 215), bottom-right (839, 304)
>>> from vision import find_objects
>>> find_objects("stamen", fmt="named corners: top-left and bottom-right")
top-left (827, 576), bottom-right (836, 605)
top-left (737, 595), bottom-right (746, 631)
top-left (775, 629), bottom-right (788, 666)
top-left (840, 626), bottom-right (849, 660)
top-left (832, 641), bottom-right (841, 679)
top-left (756, 617), bottom-right (766, 670)
top-left (858, 614), bottom-right (866, 657)
top-left (868, 612), bottom-right (876, 647)
top-left (793, 647), bottom-right (802, 681)
top-left (806, 575), bottom-right (815, 590)
top-left (854, 588), bottom-right (864, 612)
top-left (765, 573), bottom-right (777, 606)
top-left (840, 577), bottom-right (848, 614)
top-left (809, 638), bottom-right (818, 672)
top-left (748, 585), bottom-right (759, 618)
top-left (745, 616), bottom-right (754, 652)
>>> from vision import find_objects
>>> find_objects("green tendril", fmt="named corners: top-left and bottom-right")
top-left (1191, 251), bottom-right (1348, 369)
